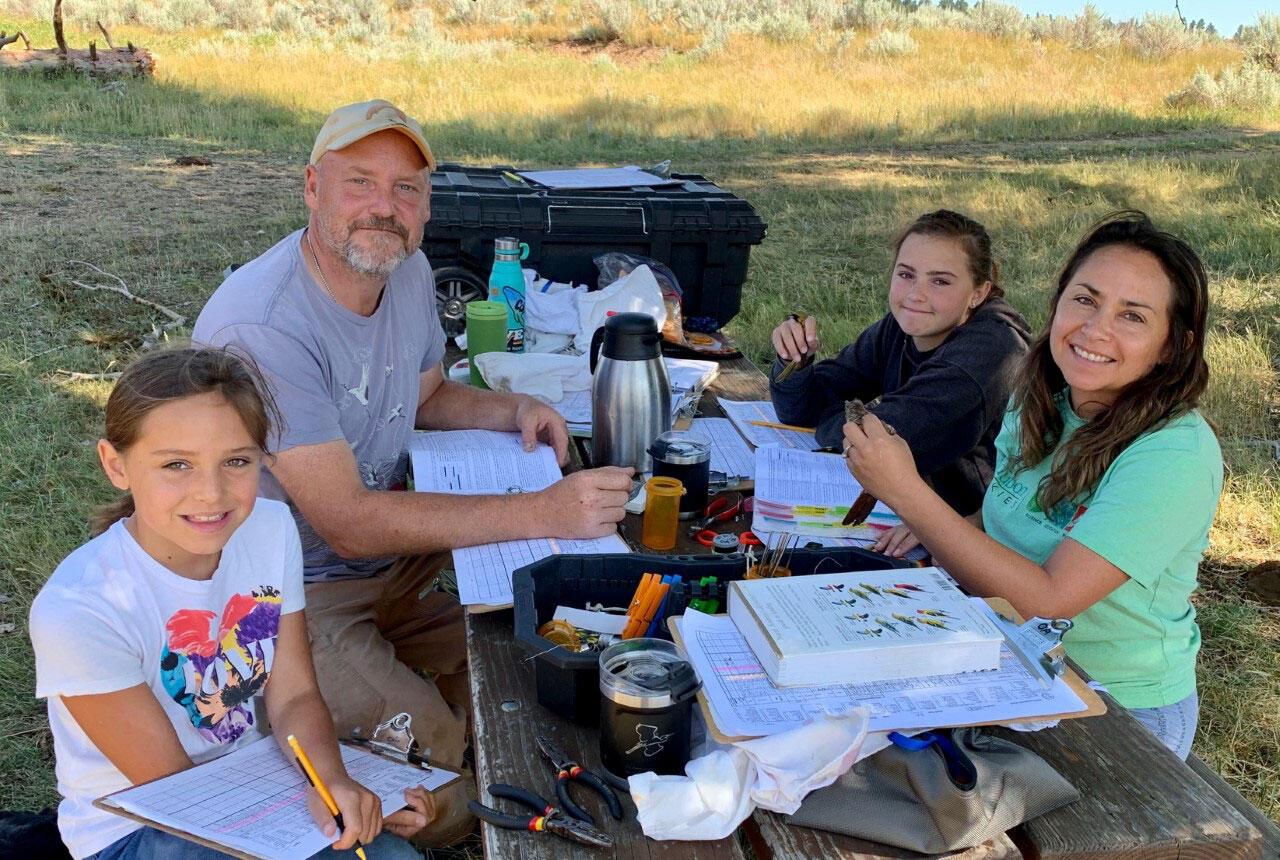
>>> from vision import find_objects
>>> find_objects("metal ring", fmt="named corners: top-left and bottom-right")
top-left (843, 442), bottom-right (854, 457)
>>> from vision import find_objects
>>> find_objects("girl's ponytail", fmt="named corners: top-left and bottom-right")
top-left (91, 494), bottom-right (135, 537)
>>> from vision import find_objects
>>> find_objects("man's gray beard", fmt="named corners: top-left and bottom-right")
top-left (343, 241), bottom-right (409, 277)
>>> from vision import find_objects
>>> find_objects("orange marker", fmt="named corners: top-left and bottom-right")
top-left (627, 573), bottom-right (656, 615)
top-left (627, 583), bottom-right (669, 638)
top-left (622, 574), bottom-right (657, 637)
top-left (287, 735), bottom-right (367, 860)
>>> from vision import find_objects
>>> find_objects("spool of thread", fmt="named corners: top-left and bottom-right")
top-left (711, 533), bottom-right (738, 554)
top-left (466, 300), bottom-right (509, 388)
top-left (538, 619), bottom-right (580, 651)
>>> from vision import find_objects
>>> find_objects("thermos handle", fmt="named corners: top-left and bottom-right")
top-left (519, 242), bottom-right (530, 260)
top-left (668, 663), bottom-right (702, 704)
top-left (589, 325), bottom-right (606, 374)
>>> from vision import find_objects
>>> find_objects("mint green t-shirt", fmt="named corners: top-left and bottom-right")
top-left (982, 395), bottom-right (1222, 709)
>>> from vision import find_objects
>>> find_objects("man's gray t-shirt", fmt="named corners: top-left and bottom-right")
top-left (193, 229), bottom-right (445, 581)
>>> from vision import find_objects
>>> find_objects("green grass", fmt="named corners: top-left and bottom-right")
top-left (1, 18), bottom-right (1278, 828)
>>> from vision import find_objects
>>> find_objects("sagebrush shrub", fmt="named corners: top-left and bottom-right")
top-left (864, 28), bottom-right (916, 57)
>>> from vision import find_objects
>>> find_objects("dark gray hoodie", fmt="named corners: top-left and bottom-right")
top-left (769, 296), bottom-right (1033, 516)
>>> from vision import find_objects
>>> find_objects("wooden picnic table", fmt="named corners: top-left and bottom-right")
top-left (460, 349), bottom-right (1276, 859)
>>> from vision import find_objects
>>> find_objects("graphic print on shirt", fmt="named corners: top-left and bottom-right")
top-left (347, 363), bottom-right (371, 406)
top-left (158, 586), bottom-right (282, 744)
top-left (991, 462), bottom-right (1087, 531)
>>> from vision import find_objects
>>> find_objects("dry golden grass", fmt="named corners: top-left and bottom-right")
top-left (1, 11), bottom-right (1278, 831)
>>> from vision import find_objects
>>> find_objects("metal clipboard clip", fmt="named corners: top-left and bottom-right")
top-left (342, 712), bottom-right (433, 771)
top-left (991, 613), bottom-right (1073, 688)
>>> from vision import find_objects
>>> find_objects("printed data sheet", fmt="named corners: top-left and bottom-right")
top-left (674, 609), bottom-right (1087, 738)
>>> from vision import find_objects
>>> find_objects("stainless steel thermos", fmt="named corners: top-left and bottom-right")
top-left (590, 313), bottom-right (671, 472)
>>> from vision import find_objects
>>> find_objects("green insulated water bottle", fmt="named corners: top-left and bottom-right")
top-left (488, 237), bottom-right (529, 353)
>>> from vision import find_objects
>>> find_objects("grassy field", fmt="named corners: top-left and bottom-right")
top-left (2, 8), bottom-right (1279, 831)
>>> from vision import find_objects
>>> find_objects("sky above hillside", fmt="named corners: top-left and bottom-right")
top-left (1011, 1), bottom-right (1266, 36)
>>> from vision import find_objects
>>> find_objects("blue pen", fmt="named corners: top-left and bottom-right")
top-left (644, 575), bottom-right (681, 637)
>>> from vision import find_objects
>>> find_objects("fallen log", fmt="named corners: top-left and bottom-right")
top-left (0, 31), bottom-right (33, 50)
top-left (1, 2), bottom-right (153, 78)
top-left (0, 46), bottom-right (155, 77)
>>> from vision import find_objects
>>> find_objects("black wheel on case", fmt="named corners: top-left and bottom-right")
top-left (433, 265), bottom-right (488, 339)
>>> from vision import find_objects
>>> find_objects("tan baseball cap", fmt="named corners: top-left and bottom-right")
top-left (309, 99), bottom-right (436, 171)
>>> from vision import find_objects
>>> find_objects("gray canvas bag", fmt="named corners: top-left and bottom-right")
top-left (786, 728), bottom-right (1080, 853)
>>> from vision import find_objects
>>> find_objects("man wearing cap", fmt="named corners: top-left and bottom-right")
top-left (194, 100), bottom-right (633, 845)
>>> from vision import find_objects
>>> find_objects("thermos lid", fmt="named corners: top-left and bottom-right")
top-left (600, 312), bottom-right (662, 361)
top-left (648, 431), bottom-right (711, 465)
top-left (465, 300), bottom-right (508, 320)
top-left (599, 638), bottom-right (701, 710)
top-left (494, 236), bottom-right (521, 252)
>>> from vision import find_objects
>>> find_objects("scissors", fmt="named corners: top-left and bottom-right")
top-left (688, 493), bottom-right (753, 534)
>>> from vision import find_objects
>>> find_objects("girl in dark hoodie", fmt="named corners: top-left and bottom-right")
top-left (769, 209), bottom-right (1031, 516)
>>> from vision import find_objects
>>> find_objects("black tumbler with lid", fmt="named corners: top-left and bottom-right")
top-left (598, 638), bottom-right (701, 778)
top-left (647, 431), bottom-right (711, 520)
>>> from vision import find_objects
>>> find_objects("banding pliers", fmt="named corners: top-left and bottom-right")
top-left (535, 735), bottom-right (623, 826)
top-left (468, 783), bottom-right (614, 849)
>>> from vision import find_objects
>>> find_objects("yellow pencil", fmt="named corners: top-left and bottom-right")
top-left (749, 419), bottom-right (816, 433)
top-left (287, 735), bottom-right (367, 860)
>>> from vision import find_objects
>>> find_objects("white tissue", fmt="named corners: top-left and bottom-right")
top-left (629, 708), bottom-right (871, 841)
top-left (472, 352), bottom-right (591, 402)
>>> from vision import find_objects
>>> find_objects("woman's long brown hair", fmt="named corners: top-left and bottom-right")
top-left (92, 347), bottom-right (281, 535)
top-left (1011, 211), bottom-right (1210, 513)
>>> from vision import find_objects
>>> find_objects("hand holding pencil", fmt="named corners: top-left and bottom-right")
top-left (287, 734), bottom-right (381, 856)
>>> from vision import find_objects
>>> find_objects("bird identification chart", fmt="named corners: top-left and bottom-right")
top-left (674, 607), bottom-right (1088, 738)
top-left (97, 736), bottom-right (455, 860)
top-left (408, 430), bottom-right (628, 608)
top-left (717, 399), bottom-right (818, 450)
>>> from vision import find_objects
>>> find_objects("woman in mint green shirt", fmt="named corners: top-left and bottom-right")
top-left (842, 211), bottom-right (1222, 759)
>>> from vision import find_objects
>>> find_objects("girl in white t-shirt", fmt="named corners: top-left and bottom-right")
top-left (30, 348), bottom-right (427, 860)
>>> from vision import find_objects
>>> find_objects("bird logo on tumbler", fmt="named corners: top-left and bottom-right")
top-left (626, 724), bottom-right (674, 758)
top-left (157, 586), bottom-right (282, 743)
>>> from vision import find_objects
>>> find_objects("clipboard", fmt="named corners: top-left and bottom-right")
top-left (669, 599), bottom-right (1106, 745)
top-left (94, 736), bottom-right (458, 860)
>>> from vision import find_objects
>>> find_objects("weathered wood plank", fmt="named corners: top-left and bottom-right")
top-left (745, 811), bottom-right (1023, 860)
top-left (997, 688), bottom-right (1260, 860)
top-left (1184, 754), bottom-right (1280, 860)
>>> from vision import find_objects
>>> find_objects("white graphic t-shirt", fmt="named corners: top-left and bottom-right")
top-left (30, 499), bottom-right (304, 859)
